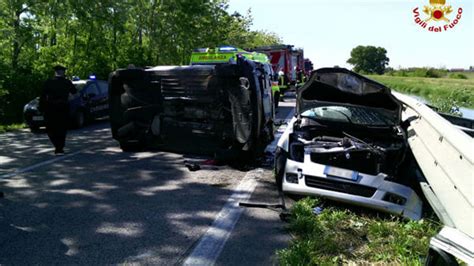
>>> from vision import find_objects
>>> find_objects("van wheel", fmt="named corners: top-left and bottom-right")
top-left (74, 111), bottom-right (85, 128)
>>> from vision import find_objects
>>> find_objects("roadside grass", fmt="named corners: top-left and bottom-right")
top-left (366, 75), bottom-right (474, 109)
top-left (448, 73), bottom-right (468, 80)
top-left (278, 197), bottom-right (441, 265)
top-left (0, 123), bottom-right (26, 134)
top-left (449, 72), bottom-right (474, 79)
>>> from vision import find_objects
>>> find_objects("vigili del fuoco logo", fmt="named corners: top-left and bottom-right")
top-left (413, 0), bottom-right (463, 32)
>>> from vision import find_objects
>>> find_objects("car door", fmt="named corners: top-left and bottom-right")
top-left (96, 80), bottom-right (110, 117)
top-left (83, 82), bottom-right (102, 119)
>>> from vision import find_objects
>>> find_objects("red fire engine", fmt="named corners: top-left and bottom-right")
top-left (249, 45), bottom-right (306, 91)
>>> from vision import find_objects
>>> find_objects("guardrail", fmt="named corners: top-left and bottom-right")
top-left (394, 92), bottom-right (473, 238)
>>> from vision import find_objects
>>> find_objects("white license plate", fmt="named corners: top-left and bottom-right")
top-left (32, 116), bottom-right (44, 121)
top-left (324, 166), bottom-right (359, 181)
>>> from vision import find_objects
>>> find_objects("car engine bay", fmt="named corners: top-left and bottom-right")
top-left (289, 113), bottom-right (408, 177)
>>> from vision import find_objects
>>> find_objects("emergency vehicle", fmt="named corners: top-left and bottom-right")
top-left (24, 76), bottom-right (109, 131)
top-left (191, 46), bottom-right (281, 107)
top-left (248, 44), bottom-right (305, 91)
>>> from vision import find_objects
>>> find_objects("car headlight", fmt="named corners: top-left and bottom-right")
top-left (289, 138), bottom-right (305, 162)
top-left (25, 103), bottom-right (37, 111)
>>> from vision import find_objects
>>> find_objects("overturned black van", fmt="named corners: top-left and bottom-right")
top-left (108, 56), bottom-right (275, 159)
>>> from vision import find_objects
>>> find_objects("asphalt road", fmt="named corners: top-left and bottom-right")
top-left (0, 98), bottom-right (296, 265)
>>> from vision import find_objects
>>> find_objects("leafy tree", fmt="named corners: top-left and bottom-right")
top-left (347, 45), bottom-right (389, 74)
top-left (0, 0), bottom-right (282, 124)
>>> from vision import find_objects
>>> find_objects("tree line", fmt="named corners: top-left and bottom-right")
top-left (0, 0), bottom-right (281, 124)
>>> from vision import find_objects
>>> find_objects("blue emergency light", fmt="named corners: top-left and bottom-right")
top-left (218, 46), bottom-right (238, 52)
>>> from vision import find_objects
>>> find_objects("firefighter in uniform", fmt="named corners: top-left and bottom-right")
top-left (278, 70), bottom-right (286, 102)
top-left (39, 65), bottom-right (77, 155)
top-left (297, 68), bottom-right (304, 87)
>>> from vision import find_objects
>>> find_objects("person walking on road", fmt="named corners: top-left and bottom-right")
top-left (39, 65), bottom-right (77, 155)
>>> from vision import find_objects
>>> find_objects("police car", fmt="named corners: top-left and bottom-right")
top-left (23, 76), bottom-right (109, 131)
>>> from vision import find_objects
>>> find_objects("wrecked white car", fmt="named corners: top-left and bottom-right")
top-left (275, 68), bottom-right (422, 220)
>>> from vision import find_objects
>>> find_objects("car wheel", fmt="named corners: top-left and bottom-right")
top-left (274, 147), bottom-right (287, 191)
top-left (425, 247), bottom-right (459, 266)
top-left (267, 121), bottom-right (275, 142)
top-left (29, 125), bottom-right (40, 133)
top-left (74, 111), bottom-right (85, 128)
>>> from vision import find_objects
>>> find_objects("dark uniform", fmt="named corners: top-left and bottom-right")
top-left (39, 66), bottom-right (77, 154)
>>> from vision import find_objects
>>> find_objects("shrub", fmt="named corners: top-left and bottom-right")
top-left (387, 68), bottom-right (448, 78)
top-left (449, 73), bottom-right (468, 79)
top-left (425, 68), bottom-right (446, 78)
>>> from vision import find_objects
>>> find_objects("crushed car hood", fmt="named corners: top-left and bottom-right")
top-left (297, 68), bottom-right (402, 125)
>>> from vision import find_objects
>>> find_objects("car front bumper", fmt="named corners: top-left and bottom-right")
top-left (282, 154), bottom-right (422, 220)
top-left (24, 110), bottom-right (46, 128)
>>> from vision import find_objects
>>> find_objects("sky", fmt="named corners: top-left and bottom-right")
top-left (227, 0), bottom-right (474, 69)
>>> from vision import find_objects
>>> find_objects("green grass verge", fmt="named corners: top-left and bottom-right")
top-left (278, 198), bottom-right (441, 265)
top-left (0, 123), bottom-right (26, 134)
top-left (447, 72), bottom-right (474, 80)
top-left (366, 75), bottom-right (474, 109)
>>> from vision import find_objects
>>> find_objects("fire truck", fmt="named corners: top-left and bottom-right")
top-left (248, 45), bottom-right (305, 91)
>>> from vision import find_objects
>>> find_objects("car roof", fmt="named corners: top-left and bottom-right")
top-left (72, 79), bottom-right (106, 85)
top-left (72, 80), bottom-right (89, 85)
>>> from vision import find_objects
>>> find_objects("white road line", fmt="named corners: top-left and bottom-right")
top-left (0, 156), bottom-right (16, 164)
top-left (0, 149), bottom-right (84, 179)
top-left (183, 108), bottom-right (295, 266)
top-left (183, 169), bottom-right (262, 266)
